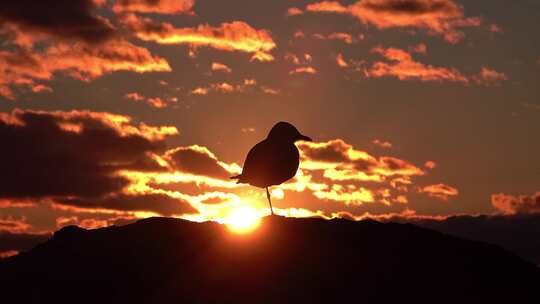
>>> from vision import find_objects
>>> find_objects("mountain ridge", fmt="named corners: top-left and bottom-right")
top-left (1, 216), bottom-right (539, 303)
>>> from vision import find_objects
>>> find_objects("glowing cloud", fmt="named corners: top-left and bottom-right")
top-left (211, 62), bottom-right (232, 73)
top-left (122, 14), bottom-right (276, 61)
top-left (372, 139), bottom-right (393, 148)
top-left (287, 7), bottom-right (304, 16)
top-left (313, 32), bottom-right (355, 44)
top-left (492, 192), bottom-right (540, 215)
top-left (125, 92), bottom-right (145, 101)
top-left (0, 40), bottom-right (171, 100)
top-left (473, 67), bottom-right (508, 86)
top-left (290, 67), bottom-right (318, 75)
top-left (425, 161), bottom-right (437, 169)
top-left (0, 108), bottom-right (177, 202)
top-left (0, 217), bottom-right (31, 233)
top-left (305, 0), bottom-right (482, 43)
top-left (125, 93), bottom-right (169, 108)
top-left (190, 80), bottom-right (272, 95)
top-left (419, 184), bottom-right (459, 201)
top-left (365, 47), bottom-right (468, 83)
top-left (113, 0), bottom-right (195, 14)
top-left (336, 53), bottom-right (349, 68)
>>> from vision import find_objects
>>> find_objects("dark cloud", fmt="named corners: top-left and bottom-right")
top-left (299, 139), bottom-right (424, 179)
top-left (304, 0), bottom-right (482, 43)
top-left (0, 0), bottom-right (115, 44)
top-left (0, 109), bottom-right (176, 199)
top-left (165, 146), bottom-right (232, 179)
top-left (57, 193), bottom-right (198, 216)
top-left (112, 0), bottom-right (195, 14)
top-left (362, 0), bottom-right (457, 14)
top-left (299, 139), bottom-right (351, 163)
top-left (492, 192), bottom-right (540, 215)
top-left (0, 39), bottom-right (171, 100)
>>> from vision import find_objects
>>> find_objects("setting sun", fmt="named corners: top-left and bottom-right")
top-left (225, 207), bottom-right (262, 233)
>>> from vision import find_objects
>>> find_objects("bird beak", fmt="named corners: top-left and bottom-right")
top-left (298, 134), bottom-right (312, 142)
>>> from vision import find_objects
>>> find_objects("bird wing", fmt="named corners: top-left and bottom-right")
top-left (238, 140), bottom-right (299, 187)
top-left (239, 140), bottom-right (274, 184)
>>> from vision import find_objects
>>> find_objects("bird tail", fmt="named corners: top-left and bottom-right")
top-left (230, 174), bottom-right (242, 183)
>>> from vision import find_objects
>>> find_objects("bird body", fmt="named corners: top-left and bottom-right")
top-left (232, 122), bottom-right (312, 215)
top-left (234, 139), bottom-right (300, 188)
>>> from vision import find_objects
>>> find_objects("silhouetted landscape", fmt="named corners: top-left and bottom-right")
top-left (1, 1), bottom-right (539, 303)
top-left (410, 214), bottom-right (540, 266)
top-left (1, 216), bottom-right (539, 303)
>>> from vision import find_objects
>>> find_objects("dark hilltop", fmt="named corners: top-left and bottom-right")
top-left (1, 216), bottom-right (539, 303)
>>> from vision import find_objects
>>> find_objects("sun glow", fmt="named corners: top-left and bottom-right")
top-left (225, 207), bottom-right (262, 234)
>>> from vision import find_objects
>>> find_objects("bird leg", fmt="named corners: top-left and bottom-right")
top-left (266, 187), bottom-right (274, 216)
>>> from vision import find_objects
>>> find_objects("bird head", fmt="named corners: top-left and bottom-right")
top-left (267, 122), bottom-right (312, 143)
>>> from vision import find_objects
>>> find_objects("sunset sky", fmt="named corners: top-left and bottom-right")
top-left (1, 0), bottom-right (539, 247)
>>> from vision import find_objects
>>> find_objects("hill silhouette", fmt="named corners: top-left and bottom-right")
top-left (1, 216), bottom-right (539, 303)
top-left (410, 214), bottom-right (540, 265)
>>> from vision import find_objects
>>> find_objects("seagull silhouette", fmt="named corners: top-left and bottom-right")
top-left (231, 122), bottom-right (312, 215)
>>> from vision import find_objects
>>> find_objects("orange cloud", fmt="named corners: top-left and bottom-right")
top-left (288, 139), bottom-right (429, 208)
top-left (261, 86), bottom-right (280, 95)
top-left (365, 47), bottom-right (468, 83)
top-left (241, 127), bottom-right (256, 133)
top-left (0, 108), bottom-right (179, 209)
top-left (0, 199), bottom-right (36, 208)
top-left (0, 250), bottom-right (18, 259)
top-left (0, 40), bottom-right (170, 100)
top-left (287, 7), bottom-right (304, 16)
top-left (190, 80), bottom-right (273, 96)
top-left (334, 208), bottom-right (450, 222)
top-left (121, 14), bottom-right (276, 61)
top-left (336, 53), bottom-right (349, 68)
top-left (313, 32), bottom-right (355, 44)
top-left (372, 139), bottom-right (392, 149)
top-left (290, 67), bottom-right (318, 75)
top-left (214, 83), bottom-right (235, 93)
top-left (424, 161), bottom-right (437, 169)
top-left (58, 193), bottom-right (198, 217)
top-left (146, 97), bottom-right (168, 108)
top-left (56, 216), bottom-right (109, 230)
top-left (411, 43), bottom-right (428, 55)
top-left (285, 53), bottom-right (301, 65)
top-left (488, 24), bottom-right (503, 33)
top-left (2, 108), bottom-right (178, 140)
top-left (191, 87), bottom-right (209, 95)
top-left (419, 184), bottom-right (459, 201)
top-left (305, 0), bottom-right (482, 43)
top-left (492, 192), bottom-right (540, 215)
top-left (294, 30), bottom-right (306, 38)
top-left (299, 139), bottom-right (425, 180)
top-left (30, 84), bottom-right (53, 93)
top-left (125, 92), bottom-right (169, 108)
top-left (313, 185), bottom-right (375, 205)
top-left (163, 145), bottom-right (237, 179)
top-left (125, 92), bottom-right (145, 101)
top-left (0, 217), bottom-right (31, 233)
top-left (473, 67), bottom-right (508, 86)
top-left (211, 62), bottom-right (232, 73)
top-left (113, 0), bottom-right (195, 14)
top-left (243, 79), bottom-right (257, 86)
